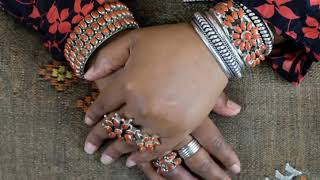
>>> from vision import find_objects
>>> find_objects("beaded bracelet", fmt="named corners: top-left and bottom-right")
top-left (211, 1), bottom-right (273, 67)
top-left (64, 2), bottom-right (139, 78)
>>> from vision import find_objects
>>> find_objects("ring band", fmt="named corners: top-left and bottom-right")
top-left (153, 151), bottom-right (182, 174)
top-left (178, 138), bottom-right (201, 160)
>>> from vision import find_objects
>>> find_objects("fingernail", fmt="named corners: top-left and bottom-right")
top-left (84, 116), bottom-right (94, 126)
top-left (227, 100), bottom-right (241, 113)
top-left (126, 159), bottom-right (136, 167)
top-left (84, 143), bottom-right (97, 154)
top-left (230, 164), bottom-right (241, 174)
top-left (84, 68), bottom-right (94, 80)
top-left (100, 154), bottom-right (114, 165)
top-left (224, 177), bottom-right (232, 180)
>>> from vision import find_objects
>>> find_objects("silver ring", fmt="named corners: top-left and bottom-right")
top-left (178, 138), bottom-right (201, 160)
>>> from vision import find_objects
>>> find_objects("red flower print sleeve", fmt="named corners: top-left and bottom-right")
top-left (0, 0), bottom-right (106, 60)
top-left (238, 0), bottom-right (320, 85)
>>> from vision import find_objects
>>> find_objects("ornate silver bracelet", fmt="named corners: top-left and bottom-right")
top-left (192, 12), bottom-right (243, 78)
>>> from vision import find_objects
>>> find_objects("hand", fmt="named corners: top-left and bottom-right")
top-left (84, 23), bottom-right (241, 179)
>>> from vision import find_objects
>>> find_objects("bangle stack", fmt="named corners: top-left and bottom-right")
top-left (64, 2), bottom-right (139, 78)
top-left (192, 0), bottom-right (274, 78)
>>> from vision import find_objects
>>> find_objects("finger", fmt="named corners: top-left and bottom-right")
top-left (212, 92), bottom-right (241, 117)
top-left (192, 117), bottom-right (241, 175)
top-left (163, 166), bottom-right (199, 180)
top-left (139, 162), bottom-right (198, 180)
top-left (185, 148), bottom-right (231, 180)
top-left (100, 140), bottom-right (136, 165)
top-left (125, 136), bottom-right (184, 168)
top-left (139, 163), bottom-right (166, 180)
top-left (84, 30), bottom-right (134, 81)
top-left (84, 118), bottom-right (120, 155)
top-left (84, 76), bottom-right (125, 126)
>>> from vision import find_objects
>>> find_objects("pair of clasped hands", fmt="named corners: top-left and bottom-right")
top-left (82, 23), bottom-right (242, 180)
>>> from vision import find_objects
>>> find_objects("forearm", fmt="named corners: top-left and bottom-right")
top-left (0, 0), bottom-right (115, 60)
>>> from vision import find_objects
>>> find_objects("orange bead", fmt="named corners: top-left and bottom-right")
top-left (247, 22), bottom-right (253, 31)
top-left (65, 43), bottom-right (71, 50)
top-left (91, 22), bottom-right (99, 31)
top-left (86, 28), bottom-right (94, 36)
top-left (253, 34), bottom-right (260, 39)
top-left (97, 17), bottom-right (105, 26)
top-left (67, 39), bottom-right (74, 45)
top-left (245, 42), bottom-right (251, 51)
top-left (232, 11), bottom-right (238, 20)
top-left (222, 4), bottom-right (228, 12)
top-left (85, 44), bottom-right (93, 50)
top-left (241, 22), bottom-right (247, 30)
top-left (243, 32), bottom-right (252, 41)
top-left (104, 3), bottom-right (111, 11)
top-left (250, 39), bottom-right (257, 46)
top-left (95, 33), bottom-right (104, 40)
top-left (103, 14), bottom-right (112, 22)
top-left (80, 34), bottom-right (88, 42)
top-left (234, 39), bottom-right (242, 46)
top-left (119, 19), bottom-right (126, 26)
top-left (108, 24), bottom-right (116, 32)
top-left (108, 132), bottom-right (116, 138)
top-left (79, 21), bottom-right (87, 29)
top-left (115, 1), bottom-right (124, 7)
top-left (91, 11), bottom-right (99, 18)
top-left (226, 15), bottom-right (235, 23)
top-left (234, 26), bottom-right (242, 33)
top-left (251, 27), bottom-right (259, 34)
top-left (251, 52), bottom-right (256, 60)
top-left (224, 20), bottom-right (232, 27)
top-left (97, 6), bottom-right (105, 14)
top-left (227, 1), bottom-right (233, 8)
top-left (84, 15), bottom-right (93, 23)
top-left (110, 11), bottom-right (117, 19)
top-left (74, 27), bottom-right (82, 34)
top-left (113, 21), bottom-right (121, 28)
top-left (78, 54), bottom-right (85, 61)
top-left (255, 59), bottom-right (261, 65)
top-left (90, 38), bottom-right (98, 45)
top-left (255, 50), bottom-right (262, 56)
top-left (238, 8), bottom-right (245, 18)
top-left (101, 27), bottom-right (110, 35)
top-left (76, 40), bottom-right (83, 47)
top-left (239, 42), bottom-right (246, 51)
top-left (70, 32), bottom-right (77, 40)
top-left (245, 54), bottom-right (251, 62)
top-left (232, 33), bottom-right (241, 39)
top-left (80, 49), bottom-right (88, 56)
top-left (259, 54), bottom-right (265, 61)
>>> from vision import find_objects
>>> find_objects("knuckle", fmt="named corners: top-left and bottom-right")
top-left (196, 158), bottom-right (212, 174)
top-left (135, 153), bottom-right (153, 164)
top-left (211, 135), bottom-right (226, 152)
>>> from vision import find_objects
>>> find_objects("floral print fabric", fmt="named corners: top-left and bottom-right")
top-left (0, 0), bottom-right (319, 84)
top-left (0, 0), bottom-right (104, 60)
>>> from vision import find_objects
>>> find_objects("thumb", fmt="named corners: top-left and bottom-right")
top-left (84, 31), bottom-right (134, 81)
top-left (213, 92), bottom-right (241, 117)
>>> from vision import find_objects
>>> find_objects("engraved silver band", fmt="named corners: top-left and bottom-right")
top-left (192, 12), bottom-right (243, 78)
top-left (178, 138), bottom-right (201, 160)
top-left (238, 3), bottom-right (274, 56)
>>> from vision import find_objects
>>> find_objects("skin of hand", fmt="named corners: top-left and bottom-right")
top-left (83, 23), bottom-right (241, 179)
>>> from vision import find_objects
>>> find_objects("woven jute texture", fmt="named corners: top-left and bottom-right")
top-left (0, 0), bottom-right (319, 179)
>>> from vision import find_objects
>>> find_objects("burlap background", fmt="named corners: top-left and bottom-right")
top-left (0, 0), bottom-right (319, 179)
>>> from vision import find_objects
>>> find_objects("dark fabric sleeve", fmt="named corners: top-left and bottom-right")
top-left (238, 0), bottom-right (320, 85)
top-left (0, 0), bottom-right (106, 61)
